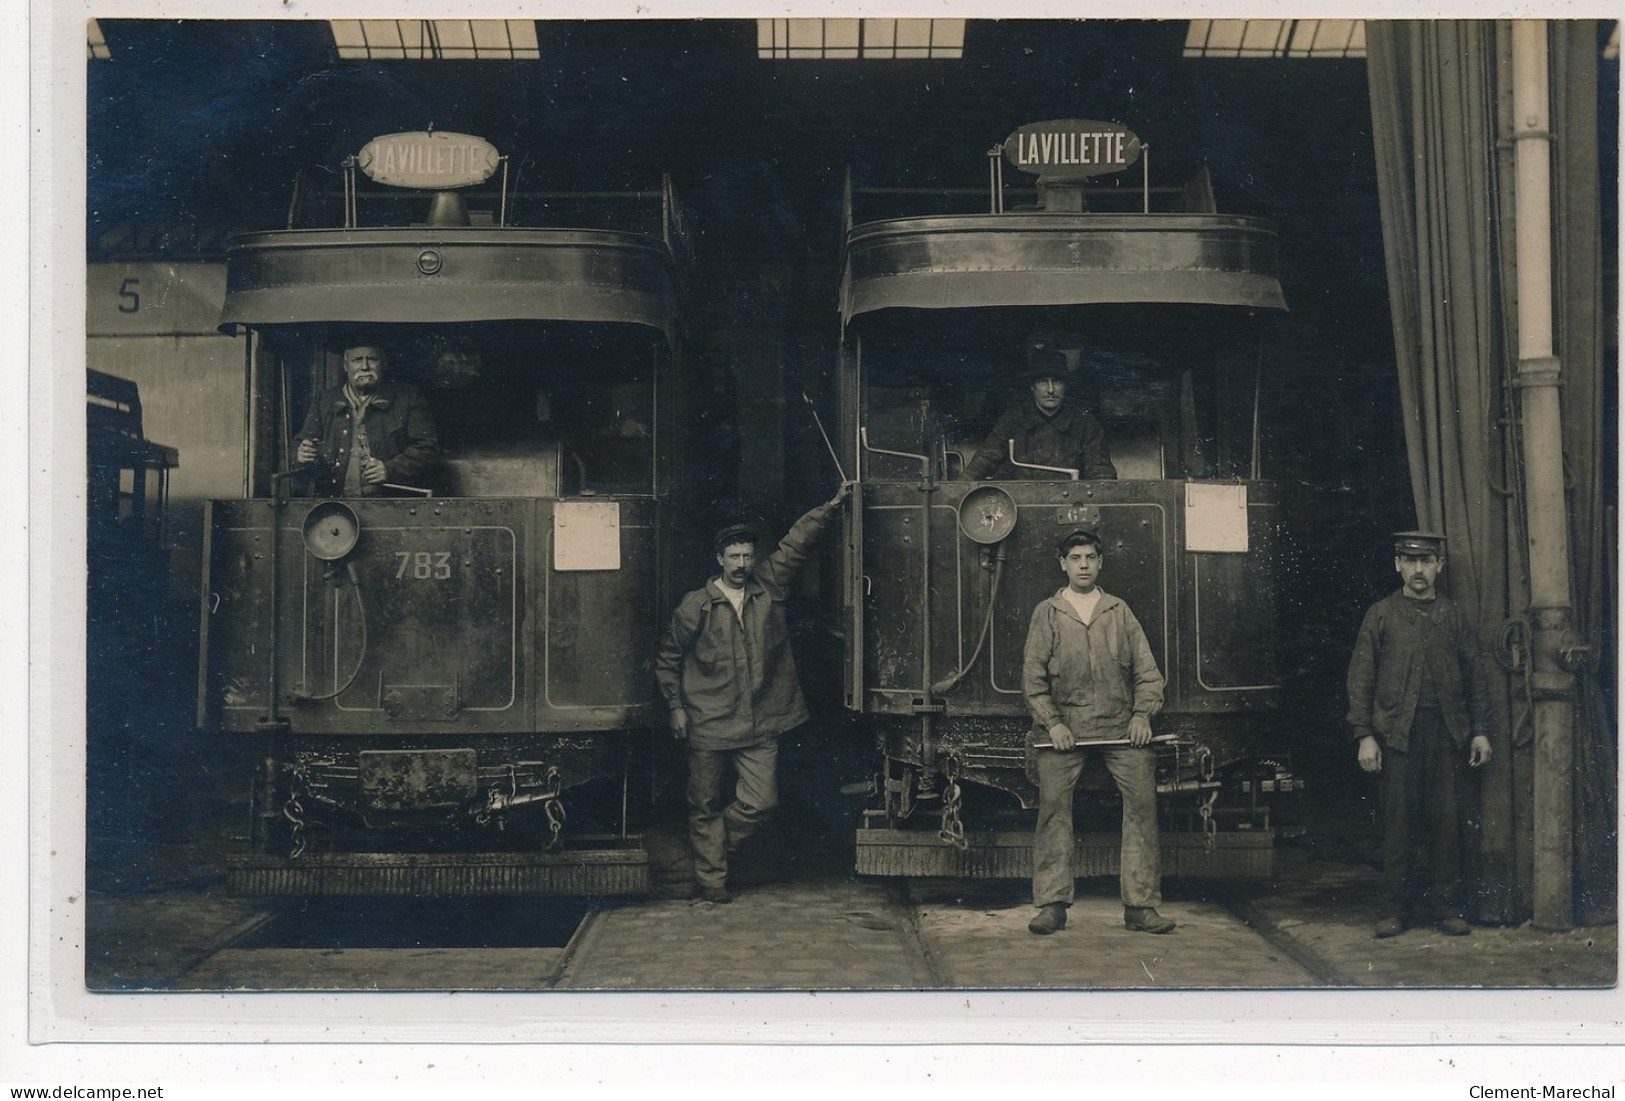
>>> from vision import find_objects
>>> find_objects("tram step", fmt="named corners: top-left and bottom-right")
top-left (227, 848), bottom-right (651, 897)
top-left (854, 828), bottom-right (1274, 880)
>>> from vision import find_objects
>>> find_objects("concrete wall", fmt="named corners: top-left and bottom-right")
top-left (86, 262), bottom-right (242, 597)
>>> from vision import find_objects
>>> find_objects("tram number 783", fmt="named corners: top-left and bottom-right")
top-left (395, 550), bottom-right (453, 581)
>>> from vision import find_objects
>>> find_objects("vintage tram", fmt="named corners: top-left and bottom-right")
top-left (837, 120), bottom-right (1302, 880)
top-left (198, 131), bottom-right (690, 895)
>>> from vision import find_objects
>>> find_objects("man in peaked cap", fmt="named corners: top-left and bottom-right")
top-left (1346, 530), bottom-right (1497, 938)
top-left (963, 348), bottom-right (1118, 481)
top-left (655, 480), bottom-right (852, 905)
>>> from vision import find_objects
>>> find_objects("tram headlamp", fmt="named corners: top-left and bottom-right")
top-left (302, 500), bottom-right (362, 561)
top-left (957, 485), bottom-right (1018, 545)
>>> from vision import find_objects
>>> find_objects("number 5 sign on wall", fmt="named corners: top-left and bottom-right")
top-left (85, 263), bottom-right (228, 336)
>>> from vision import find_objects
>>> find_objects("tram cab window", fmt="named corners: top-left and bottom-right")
top-left (1094, 363), bottom-right (1178, 480)
top-left (434, 346), bottom-right (656, 498)
top-left (853, 305), bottom-right (1270, 483)
top-left (550, 380), bottom-right (654, 497)
top-left (859, 346), bottom-right (1262, 483)
top-left (280, 324), bottom-right (659, 499)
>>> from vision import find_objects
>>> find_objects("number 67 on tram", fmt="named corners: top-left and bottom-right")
top-left (833, 119), bottom-right (1305, 881)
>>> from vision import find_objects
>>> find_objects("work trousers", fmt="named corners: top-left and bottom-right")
top-left (1032, 743), bottom-right (1161, 909)
top-left (1379, 706), bottom-right (1465, 920)
top-left (687, 739), bottom-right (779, 890)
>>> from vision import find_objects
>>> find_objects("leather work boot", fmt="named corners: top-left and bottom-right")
top-left (1028, 903), bottom-right (1068, 935)
top-left (1124, 906), bottom-right (1176, 934)
top-left (695, 885), bottom-right (733, 905)
top-left (1438, 916), bottom-right (1472, 936)
top-left (1374, 916), bottom-right (1406, 938)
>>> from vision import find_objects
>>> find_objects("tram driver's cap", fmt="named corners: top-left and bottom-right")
top-left (712, 523), bottom-right (760, 555)
top-left (1392, 530), bottom-right (1446, 557)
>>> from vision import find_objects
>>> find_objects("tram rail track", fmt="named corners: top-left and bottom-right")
top-left (1203, 885), bottom-right (1356, 987)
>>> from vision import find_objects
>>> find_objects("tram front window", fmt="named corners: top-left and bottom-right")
top-left (861, 364), bottom-right (1134, 483)
top-left (858, 313), bottom-right (1265, 483)
top-left (416, 325), bottom-right (658, 499)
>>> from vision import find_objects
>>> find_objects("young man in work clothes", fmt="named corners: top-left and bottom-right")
top-left (1346, 531), bottom-right (1496, 938)
top-left (1023, 527), bottom-right (1173, 936)
top-left (655, 482), bottom-right (852, 904)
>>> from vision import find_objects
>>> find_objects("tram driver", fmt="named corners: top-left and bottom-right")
top-left (963, 348), bottom-right (1117, 481)
top-left (294, 335), bottom-right (441, 496)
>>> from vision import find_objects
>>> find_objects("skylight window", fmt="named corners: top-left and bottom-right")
top-left (758, 19), bottom-right (965, 60)
top-left (1184, 19), bottom-right (1366, 59)
top-left (87, 18), bottom-right (110, 60)
top-left (330, 20), bottom-right (540, 61)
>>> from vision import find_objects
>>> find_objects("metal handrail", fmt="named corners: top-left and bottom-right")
top-left (859, 426), bottom-right (928, 465)
top-left (1006, 439), bottom-right (1079, 480)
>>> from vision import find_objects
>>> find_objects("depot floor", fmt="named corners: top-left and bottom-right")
top-left (83, 792), bottom-right (1616, 993)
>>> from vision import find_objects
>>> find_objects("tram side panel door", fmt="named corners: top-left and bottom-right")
top-left (535, 497), bottom-right (661, 734)
top-left (857, 482), bottom-right (926, 713)
top-left (1177, 481), bottom-right (1283, 716)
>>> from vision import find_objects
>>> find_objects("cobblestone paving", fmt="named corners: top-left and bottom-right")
top-left (85, 888), bottom-right (277, 990)
top-left (83, 839), bottom-right (1617, 993)
top-left (556, 880), bottom-right (937, 990)
top-left (904, 879), bottom-right (1321, 989)
top-left (1230, 849), bottom-right (1618, 989)
top-left (178, 947), bottom-right (570, 991)
top-left (555, 873), bottom-right (1325, 991)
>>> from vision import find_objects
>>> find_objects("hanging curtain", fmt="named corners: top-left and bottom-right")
top-left (1549, 22), bottom-right (1615, 926)
top-left (1366, 20), bottom-right (1613, 924)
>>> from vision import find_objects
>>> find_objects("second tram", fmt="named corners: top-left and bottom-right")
top-left (836, 119), bottom-right (1303, 880)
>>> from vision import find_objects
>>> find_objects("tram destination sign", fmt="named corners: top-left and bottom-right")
top-left (1003, 119), bottom-right (1142, 179)
top-left (357, 131), bottom-right (501, 190)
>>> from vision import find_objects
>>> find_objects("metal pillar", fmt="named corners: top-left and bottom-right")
top-left (1511, 20), bottom-right (1576, 931)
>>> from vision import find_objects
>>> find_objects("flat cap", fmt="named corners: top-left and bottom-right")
top-left (712, 523), bottom-right (760, 555)
top-left (1056, 526), bottom-right (1103, 555)
top-left (1393, 530), bottom-right (1446, 556)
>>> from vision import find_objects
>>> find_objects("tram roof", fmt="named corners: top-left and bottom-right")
top-left (219, 226), bottom-right (681, 343)
top-left (840, 213), bottom-right (1287, 325)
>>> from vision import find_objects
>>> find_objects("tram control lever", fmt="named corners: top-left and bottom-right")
top-left (801, 392), bottom-right (848, 481)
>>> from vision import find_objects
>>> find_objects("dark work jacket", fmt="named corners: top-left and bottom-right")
top-left (964, 401), bottom-right (1118, 480)
top-left (654, 499), bottom-right (840, 751)
top-left (1023, 587), bottom-right (1164, 741)
top-left (295, 380), bottom-right (440, 496)
top-left (1345, 590), bottom-right (1496, 752)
